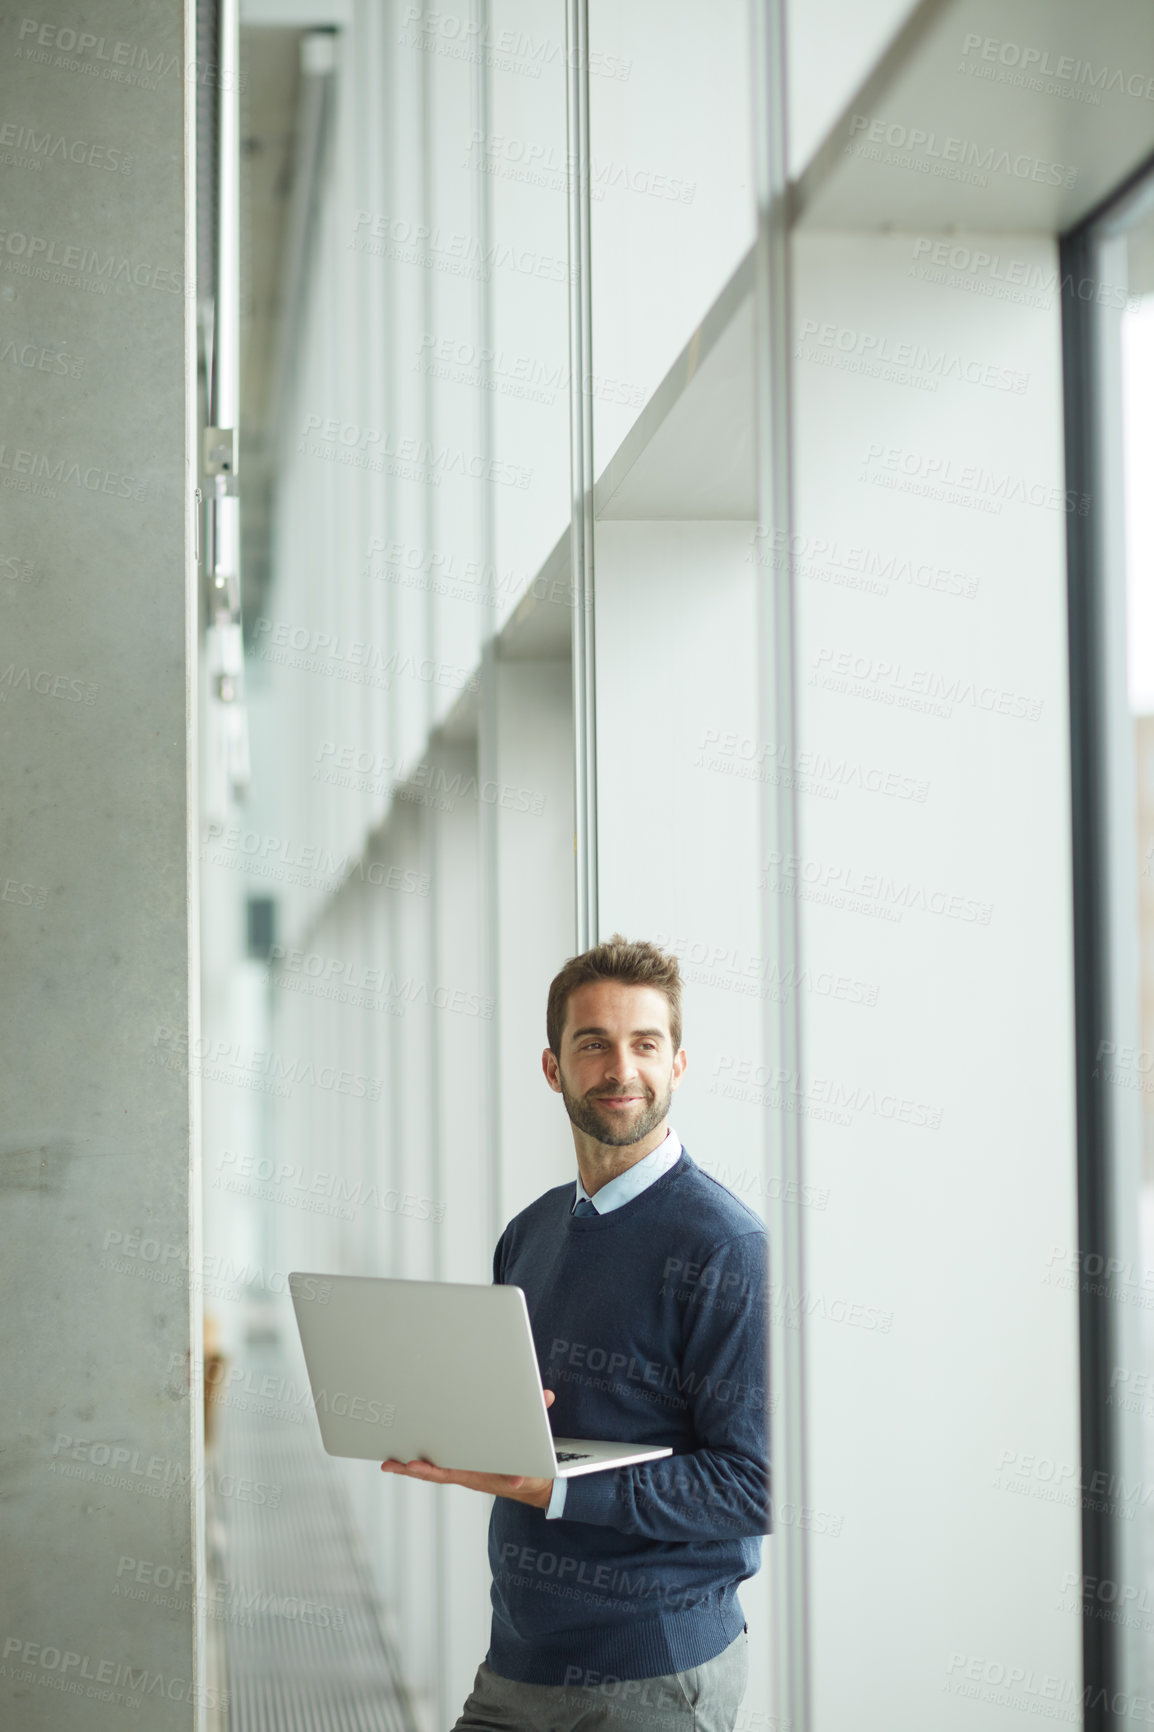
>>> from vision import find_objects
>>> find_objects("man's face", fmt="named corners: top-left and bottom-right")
top-left (542, 980), bottom-right (686, 1147)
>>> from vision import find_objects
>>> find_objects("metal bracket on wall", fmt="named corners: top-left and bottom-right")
top-left (204, 425), bottom-right (238, 492)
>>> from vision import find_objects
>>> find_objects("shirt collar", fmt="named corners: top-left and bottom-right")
top-left (572, 1128), bottom-right (682, 1215)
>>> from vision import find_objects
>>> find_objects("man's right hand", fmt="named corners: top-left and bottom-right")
top-left (379, 1389), bottom-right (558, 1509)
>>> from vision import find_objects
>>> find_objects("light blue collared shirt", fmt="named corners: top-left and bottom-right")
top-left (545, 1128), bottom-right (683, 1520)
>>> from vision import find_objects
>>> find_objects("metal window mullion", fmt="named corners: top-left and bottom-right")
top-left (751, 3), bottom-right (811, 1730)
top-left (566, 0), bottom-right (597, 952)
top-left (474, 0), bottom-right (502, 1268)
top-left (1060, 215), bottom-right (1125, 1731)
top-left (416, 23), bottom-right (449, 1722)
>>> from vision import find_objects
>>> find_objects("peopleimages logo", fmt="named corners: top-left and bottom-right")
top-left (845, 113), bottom-right (1078, 189)
top-left (0, 121), bottom-right (133, 173)
top-left (0, 227), bottom-right (186, 292)
top-left (215, 1148), bottom-right (446, 1224)
top-left (909, 238), bottom-right (1142, 312)
top-left (796, 318), bottom-right (1028, 394)
top-left (497, 1543), bottom-right (703, 1614)
top-left (50, 1432), bottom-right (283, 1509)
top-left (546, 1336), bottom-right (764, 1410)
top-left (959, 32), bottom-right (1154, 103)
top-left (1, 1635), bottom-right (227, 1713)
top-left (114, 1554), bottom-right (350, 1633)
top-left (267, 945), bottom-right (492, 1020)
top-left (14, 17), bottom-right (245, 91)
top-left (0, 438), bottom-right (148, 500)
top-left (399, 6), bottom-right (633, 81)
top-left (298, 411), bottom-right (532, 490)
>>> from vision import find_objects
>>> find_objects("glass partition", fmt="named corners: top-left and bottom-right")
top-left (201, 5), bottom-right (785, 1728)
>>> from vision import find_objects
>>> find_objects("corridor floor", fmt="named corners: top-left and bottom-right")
top-left (208, 1340), bottom-right (417, 1732)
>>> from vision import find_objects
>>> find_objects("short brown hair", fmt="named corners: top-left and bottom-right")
top-left (546, 934), bottom-right (682, 1056)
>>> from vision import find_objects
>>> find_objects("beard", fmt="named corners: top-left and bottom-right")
top-left (558, 1075), bottom-right (674, 1147)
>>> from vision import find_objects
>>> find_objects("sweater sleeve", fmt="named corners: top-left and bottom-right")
top-left (558, 1228), bottom-right (771, 1540)
top-left (492, 1226), bottom-right (508, 1286)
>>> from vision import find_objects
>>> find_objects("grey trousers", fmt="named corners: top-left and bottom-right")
top-left (452, 1629), bottom-right (749, 1732)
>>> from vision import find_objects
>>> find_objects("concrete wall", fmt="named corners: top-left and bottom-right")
top-left (0, 4), bottom-right (202, 1728)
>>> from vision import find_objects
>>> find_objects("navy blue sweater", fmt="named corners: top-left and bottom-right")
top-left (487, 1149), bottom-right (770, 1685)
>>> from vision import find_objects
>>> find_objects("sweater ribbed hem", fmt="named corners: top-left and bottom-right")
top-left (487, 1597), bottom-right (745, 1686)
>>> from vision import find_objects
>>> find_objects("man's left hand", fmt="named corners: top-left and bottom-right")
top-left (379, 1389), bottom-right (556, 1510)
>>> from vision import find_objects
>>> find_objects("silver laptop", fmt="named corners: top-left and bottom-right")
top-left (288, 1271), bottom-right (673, 1479)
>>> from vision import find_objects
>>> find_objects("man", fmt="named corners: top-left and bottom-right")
top-left (381, 935), bottom-right (770, 1730)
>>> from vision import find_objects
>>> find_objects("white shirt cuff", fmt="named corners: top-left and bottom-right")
top-left (545, 1476), bottom-right (568, 1519)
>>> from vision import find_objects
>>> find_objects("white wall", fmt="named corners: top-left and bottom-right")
top-left (485, 0), bottom-right (572, 626)
top-left (587, 0), bottom-right (755, 462)
top-left (793, 229), bottom-right (1082, 1730)
top-left (491, 658), bottom-right (578, 1224)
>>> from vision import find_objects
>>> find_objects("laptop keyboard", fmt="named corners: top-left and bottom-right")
top-left (555, 1450), bottom-right (592, 1462)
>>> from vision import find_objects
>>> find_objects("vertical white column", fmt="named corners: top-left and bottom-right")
top-left (425, 739), bottom-right (492, 1728)
top-left (389, 795), bottom-right (439, 1732)
top-left (490, 658), bottom-right (577, 1224)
